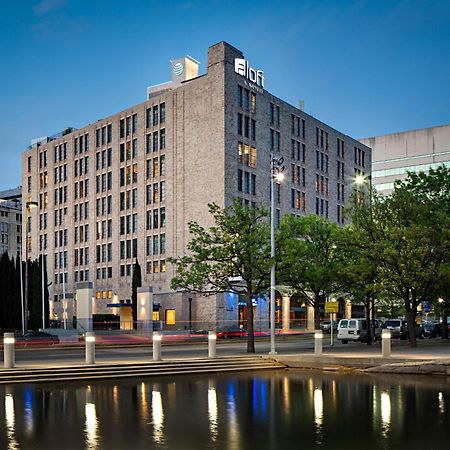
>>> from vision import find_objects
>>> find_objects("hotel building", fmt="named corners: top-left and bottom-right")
top-left (0, 187), bottom-right (22, 259)
top-left (22, 42), bottom-right (371, 330)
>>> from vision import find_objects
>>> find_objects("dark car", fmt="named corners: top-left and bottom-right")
top-left (217, 326), bottom-right (247, 339)
top-left (16, 331), bottom-right (60, 346)
top-left (321, 321), bottom-right (338, 334)
top-left (422, 322), bottom-right (442, 338)
top-left (383, 319), bottom-right (423, 339)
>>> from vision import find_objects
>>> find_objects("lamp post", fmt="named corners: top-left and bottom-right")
top-left (24, 200), bottom-right (38, 332)
top-left (269, 154), bottom-right (284, 355)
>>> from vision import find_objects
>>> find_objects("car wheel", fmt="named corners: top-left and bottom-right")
top-left (342, 340), bottom-right (348, 344)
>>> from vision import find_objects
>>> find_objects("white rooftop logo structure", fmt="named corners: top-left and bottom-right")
top-left (234, 58), bottom-right (264, 88)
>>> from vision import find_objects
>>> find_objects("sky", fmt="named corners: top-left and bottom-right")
top-left (0, 0), bottom-right (449, 190)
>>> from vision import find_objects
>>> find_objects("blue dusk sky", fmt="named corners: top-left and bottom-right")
top-left (0, 0), bottom-right (449, 190)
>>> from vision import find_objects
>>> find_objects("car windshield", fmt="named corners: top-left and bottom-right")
top-left (384, 320), bottom-right (400, 327)
top-left (339, 320), bottom-right (348, 328)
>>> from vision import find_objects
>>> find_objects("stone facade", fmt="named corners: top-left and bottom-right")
top-left (22, 41), bottom-right (370, 329)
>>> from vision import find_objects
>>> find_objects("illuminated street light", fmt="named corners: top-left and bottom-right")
top-left (269, 154), bottom-right (284, 355)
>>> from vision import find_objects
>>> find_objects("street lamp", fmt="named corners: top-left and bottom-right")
top-left (269, 154), bottom-right (284, 355)
top-left (23, 200), bottom-right (38, 333)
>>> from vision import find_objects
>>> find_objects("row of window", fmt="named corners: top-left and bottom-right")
top-left (54, 165), bottom-right (68, 184)
top-left (96, 196), bottom-right (112, 216)
top-left (96, 172), bottom-right (112, 193)
top-left (291, 190), bottom-right (306, 212)
top-left (146, 234), bottom-right (166, 256)
top-left (96, 220), bottom-right (112, 240)
top-left (96, 149), bottom-right (112, 170)
top-left (237, 86), bottom-right (256, 113)
top-left (145, 182), bottom-right (167, 205)
top-left (146, 155), bottom-right (166, 179)
top-left (74, 134), bottom-right (90, 155)
top-left (146, 208), bottom-right (166, 230)
top-left (74, 180), bottom-right (90, 199)
top-left (354, 147), bottom-right (366, 167)
top-left (74, 247), bottom-right (90, 266)
top-left (238, 142), bottom-right (257, 168)
top-left (96, 243), bottom-right (112, 263)
top-left (316, 151), bottom-right (329, 173)
top-left (54, 229), bottom-right (68, 248)
top-left (315, 174), bottom-right (329, 196)
top-left (146, 103), bottom-right (166, 129)
top-left (74, 202), bottom-right (89, 223)
top-left (237, 170), bottom-right (257, 195)
top-left (146, 130), bottom-right (166, 153)
top-left (291, 140), bottom-right (306, 163)
top-left (120, 189), bottom-right (139, 210)
top-left (291, 164), bottom-right (306, 187)
top-left (237, 114), bottom-right (256, 140)
top-left (315, 197), bottom-right (329, 218)
top-left (96, 267), bottom-right (113, 280)
top-left (316, 127), bottom-right (329, 150)
top-left (291, 115), bottom-right (306, 139)
top-left (95, 125), bottom-right (112, 148)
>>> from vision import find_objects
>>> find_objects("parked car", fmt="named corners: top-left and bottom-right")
top-left (321, 321), bottom-right (338, 334)
top-left (337, 318), bottom-right (382, 343)
top-left (217, 326), bottom-right (247, 339)
top-left (421, 321), bottom-right (442, 338)
top-left (383, 319), bottom-right (423, 339)
top-left (16, 331), bottom-right (60, 346)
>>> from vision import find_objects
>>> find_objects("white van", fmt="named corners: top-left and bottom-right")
top-left (337, 318), bottom-right (382, 343)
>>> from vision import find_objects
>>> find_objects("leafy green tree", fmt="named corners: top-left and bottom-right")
top-left (169, 200), bottom-right (272, 353)
top-left (131, 260), bottom-right (142, 328)
top-left (278, 215), bottom-right (342, 329)
top-left (350, 181), bottom-right (449, 347)
top-left (337, 225), bottom-right (380, 344)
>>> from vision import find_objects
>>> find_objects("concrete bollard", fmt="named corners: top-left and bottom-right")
top-left (208, 331), bottom-right (217, 358)
top-left (85, 332), bottom-right (96, 365)
top-left (382, 330), bottom-right (391, 358)
top-left (314, 330), bottom-right (323, 356)
top-left (153, 331), bottom-right (162, 361)
top-left (3, 333), bottom-right (15, 369)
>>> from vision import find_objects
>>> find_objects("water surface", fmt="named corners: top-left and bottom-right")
top-left (0, 369), bottom-right (449, 449)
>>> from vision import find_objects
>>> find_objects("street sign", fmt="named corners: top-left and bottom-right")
top-left (325, 302), bottom-right (339, 313)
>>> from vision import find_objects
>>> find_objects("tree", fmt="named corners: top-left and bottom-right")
top-left (278, 215), bottom-right (342, 329)
top-left (27, 256), bottom-right (50, 330)
top-left (131, 260), bottom-right (142, 328)
top-left (0, 253), bottom-right (21, 330)
top-left (169, 200), bottom-right (272, 353)
top-left (337, 225), bottom-right (380, 344)
top-left (350, 181), bottom-right (450, 347)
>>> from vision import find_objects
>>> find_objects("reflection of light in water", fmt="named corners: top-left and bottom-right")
top-left (227, 382), bottom-right (239, 448)
top-left (152, 390), bottom-right (164, 444)
top-left (438, 392), bottom-right (445, 414)
top-left (283, 376), bottom-right (290, 413)
top-left (314, 388), bottom-right (323, 428)
top-left (85, 402), bottom-right (99, 450)
top-left (331, 380), bottom-right (337, 409)
top-left (141, 383), bottom-right (148, 424)
top-left (381, 392), bottom-right (391, 437)
top-left (24, 387), bottom-right (34, 434)
top-left (208, 387), bottom-right (218, 441)
top-left (5, 394), bottom-right (19, 450)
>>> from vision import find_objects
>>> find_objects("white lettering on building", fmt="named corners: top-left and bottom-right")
top-left (234, 58), bottom-right (264, 88)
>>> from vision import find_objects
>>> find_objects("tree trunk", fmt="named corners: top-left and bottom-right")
top-left (442, 299), bottom-right (449, 340)
top-left (314, 299), bottom-right (321, 330)
top-left (246, 293), bottom-right (255, 353)
top-left (365, 294), bottom-right (372, 345)
top-left (405, 308), bottom-right (417, 348)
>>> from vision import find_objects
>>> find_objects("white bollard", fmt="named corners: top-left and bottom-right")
top-left (314, 330), bottom-right (323, 356)
top-left (382, 330), bottom-right (391, 358)
top-left (208, 331), bottom-right (217, 358)
top-left (3, 333), bottom-right (15, 369)
top-left (153, 332), bottom-right (162, 361)
top-left (85, 332), bottom-right (96, 365)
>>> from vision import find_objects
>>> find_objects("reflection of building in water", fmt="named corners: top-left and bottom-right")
top-left (140, 382), bottom-right (149, 426)
top-left (152, 389), bottom-right (164, 444)
top-left (226, 381), bottom-right (240, 448)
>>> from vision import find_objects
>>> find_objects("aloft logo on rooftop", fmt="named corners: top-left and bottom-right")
top-left (234, 58), bottom-right (264, 88)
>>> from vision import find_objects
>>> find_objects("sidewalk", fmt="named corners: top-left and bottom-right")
top-left (273, 340), bottom-right (450, 376)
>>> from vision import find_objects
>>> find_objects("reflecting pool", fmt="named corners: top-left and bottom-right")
top-left (0, 370), bottom-right (449, 449)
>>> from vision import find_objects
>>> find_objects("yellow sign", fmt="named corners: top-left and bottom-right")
top-left (325, 302), bottom-right (339, 313)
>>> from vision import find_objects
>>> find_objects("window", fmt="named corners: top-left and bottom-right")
top-left (153, 106), bottom-right (159, 126)
top-left (237, 85), bottom-right (243, 107)
top-left (165, 309), bottom-right (176, 325)
top-left (107, 124), bottom-right (112, 143)
top-left (160, 129), bottom-right (166, 149)
top-left (132, 113), bottom-right (138, 133)
top-left (120, 119), bottom-right (125, 138)
top-left (160, 103), bottom-right (165, 123)
top-left (237, 113), bottom-right (242, 135)
top-left (146, 108), bottom-right (152, 128)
